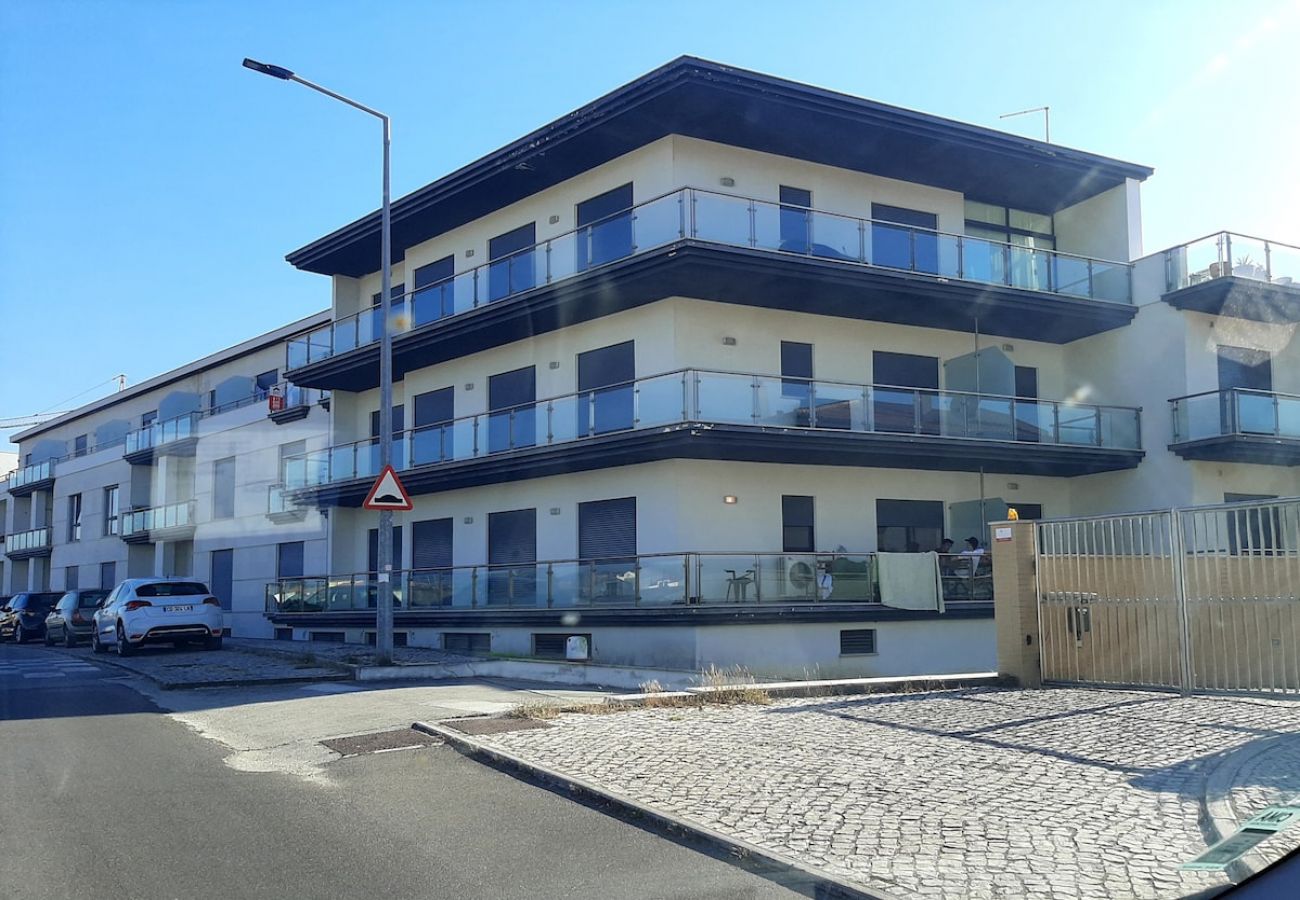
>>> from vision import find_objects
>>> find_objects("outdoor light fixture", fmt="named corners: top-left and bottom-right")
top-left (724, 495), bottom-right (738, 505)
top-left (242, 58), bottom-right (294, 80)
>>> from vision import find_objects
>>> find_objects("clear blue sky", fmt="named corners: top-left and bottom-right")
top-left (3, 0), bottom-right (1298, 451)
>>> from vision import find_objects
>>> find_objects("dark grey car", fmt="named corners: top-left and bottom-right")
top-left (3, 592), bottom-right (64, 643)
top-left (44, 589), bottom-right (109, 647)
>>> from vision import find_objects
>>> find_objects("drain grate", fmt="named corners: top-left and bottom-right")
top-left (444, 717), bottom-right (552, 735)
top-left (320, 727), bottom-right (443, 757)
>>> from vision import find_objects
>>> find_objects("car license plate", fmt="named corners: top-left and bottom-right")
top-left (169, 605), bottom-right (194, 613)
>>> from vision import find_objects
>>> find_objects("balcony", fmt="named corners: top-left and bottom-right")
top-left (285, 369), bottom-right (1143, 507)
top-left (1170, 389), bottom-right (1300, 464)
top-left (286, 188), bottom-right (1136, 391)
top-left (120, 500), bottom-right (197, 544)
top-left (124, 413), bottom-right (200, 465)
top-left (266, 484), bottom-right (308, 524)
top-left (1160, 232), bottom-right (1300, 323)
top-left (7, 460), bottom-right (55, 496)
top-left (264, 551), bottom-right (992, 627)
top-left (268, 383), bottom-right (329, 425)
top-left (5, 526), bottom-right (52, 559)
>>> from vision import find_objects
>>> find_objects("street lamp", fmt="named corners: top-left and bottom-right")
top-left (243, 58), bottom-right (397, 663)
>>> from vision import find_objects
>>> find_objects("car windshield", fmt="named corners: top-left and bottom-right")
top-left (135, 582), bottom-right (208, 597)
top-left (77, 591), bottom-right (109, 608)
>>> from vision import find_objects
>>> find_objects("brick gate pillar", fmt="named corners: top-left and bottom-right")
top-left (991, 520), bottom-right (1041, 688)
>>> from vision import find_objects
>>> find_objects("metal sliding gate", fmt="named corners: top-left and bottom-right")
top-left (1036, 497), bottom-right (1300, 696)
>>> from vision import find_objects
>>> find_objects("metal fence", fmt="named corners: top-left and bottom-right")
top-left (1036, 497), bottom-right (1300, 695)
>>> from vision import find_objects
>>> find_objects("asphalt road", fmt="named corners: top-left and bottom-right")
top-left (0, 642), bottom-right (803, 900)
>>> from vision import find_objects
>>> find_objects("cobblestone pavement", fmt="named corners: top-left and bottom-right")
top-left (46, 643), bottom-right (345, 686)
top-left (483, 687), bottom-right (1300, 899)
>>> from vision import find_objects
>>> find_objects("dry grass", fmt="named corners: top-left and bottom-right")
top-left (507, 666), bottom-right (773, 722)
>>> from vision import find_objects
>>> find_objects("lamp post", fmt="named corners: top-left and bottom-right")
top-left (243, 58), bottom-right (396, 662)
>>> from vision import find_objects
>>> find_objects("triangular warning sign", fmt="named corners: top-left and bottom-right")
top-left (362, 465), bottom-right (413, 511)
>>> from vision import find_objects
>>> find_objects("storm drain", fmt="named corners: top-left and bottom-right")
top-left (320, 727), bottom-right (443, 757)
top-left (444, 717), bottom-right (552, 736)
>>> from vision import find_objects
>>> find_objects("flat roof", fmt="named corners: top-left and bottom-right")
top-left (10, 309), bottom-right (331, 444)
top-left (288, 56), bottom-right (1153, 278)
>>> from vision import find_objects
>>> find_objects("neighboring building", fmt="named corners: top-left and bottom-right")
top-left (7, 58), bottom-right (1296, 673)
top-left (2, 313), bottom-right (331, 637)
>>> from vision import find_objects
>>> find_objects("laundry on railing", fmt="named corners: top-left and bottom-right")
top-left (877, 551), bottom-right (944, 613)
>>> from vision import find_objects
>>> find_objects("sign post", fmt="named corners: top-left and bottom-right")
top-left (363, 466), bottom-right (413, 659)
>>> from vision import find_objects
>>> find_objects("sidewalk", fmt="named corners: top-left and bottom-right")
top-left (48, 642), bottom-right (347, 688)
top-left (446, 686), bottom-right (1300, 899)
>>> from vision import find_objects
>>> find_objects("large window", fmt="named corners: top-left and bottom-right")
top-left (487, 509), bottom-right (536, 606)
top-left (213, 457), bottom-right (236, 520)
top-left (412, 255), bottom-right (454, 325)
top-left (369, 283), bottom-right (406, 341)
top-left (488, 223), bottom-right (536, 300)
top-left (100, 561), bottom-right (116, 591)
top-left (255, 370), bottom-right (278, 399)
top-left (488, 366), bottom-right (536, 453)
top-left (369, 405), bottom-right (406, 470)
top-left (577, 342), bottom-right (634, 435)
top-left (412, 388), bottom-right (454, 464)
top-left (873, 351), bottom-right (940, 434)
top-left (575, 183), bottom-right (633, 270)
top-left (73, 434), bottom-right (88, 458)
top-left (782, 495), bottom-right (816, 553)
top-left (780, 340), bottom-right (813, 399)
top-left (65, 566), bottom-right (79, 591)
top-left (872, 204), bottom-right (938, 273)
top-left (67, 493), bottom-right (82, 542)
top-left (876, 499), bottom-right (944, 553)
top-left (779, 185), bottom-right (812, 253)
top-left (367, 527), bottom-right (404, 579)
top-left (411, 518), bottom-right (453, 608)
top-left (964, 200), bottom-right (1055, 289)
top-left (578, 498), bottom-right (637, 561)
top-left (276, 542), bottom-right (304, 579)
top-left (210, 549), bottom-right (234, 610)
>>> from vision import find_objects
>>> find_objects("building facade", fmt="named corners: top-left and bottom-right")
top-left (7, 58), bottom-right (1296, 674)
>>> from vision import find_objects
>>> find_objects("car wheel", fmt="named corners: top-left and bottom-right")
top-left (64, 628), bottom-right (77, 649)
top-left (204, 635), bottom-right (223, 651)
top-left (13, 625), bottom-right (23, 644)
top-left (115, 624), bottom-right (134, 657)
top-left (91, 629), bottom-right (106, 654)
top-left (44, 630), bottom-right (55, 647)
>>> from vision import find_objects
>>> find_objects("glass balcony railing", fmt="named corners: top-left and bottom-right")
top-left (1161, 232), bottom-right (1300, 293)
top-left (267, 382), bottom-right (328, 414)
top-left (124, 412), bottom-right (199, 455)
top-left (8, 460), bottom-right (55, 491)
top-left (267, 484), bottom-right (303, 516)
top-left (264, 551), bottom-right (991, 614)
top-left (1172, 389), bottom-right (1300, 443)
top-left (5, 526), bottom-right (52, 554)
top-left (121, 500), bottom-right (196, 538)
top-left (286, 188), bottom-right (1135, 370)
top-left (281, 370), bottom-right (1141, 490)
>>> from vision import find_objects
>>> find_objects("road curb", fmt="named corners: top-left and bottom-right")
top-left (1201, 732), bottom-right (1300, 879)
top-left (46, 647), bottom-right (350, 691)
top-left (413, 718), bottom-right (905, 900)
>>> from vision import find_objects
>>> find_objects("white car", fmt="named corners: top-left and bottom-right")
top-left (91, 578), bottom-right (224, 656)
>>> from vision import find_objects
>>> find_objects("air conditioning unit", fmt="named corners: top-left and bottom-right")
top-left (776, 557), bottom-right (818, 600)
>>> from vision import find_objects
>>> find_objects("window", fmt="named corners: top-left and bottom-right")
top-left (780, 340), bottom-right (813, 399)
top-left (276, 541), bottom-right (304, 579)
top-left (367, 526), bottom-right (404, 578)
top-left (488, 223), bottom-right (536, 300)
top-left (279, 440), bottom-right (306, 485)
top-left (369, 283), bottom-right (406, 340)
top-left (103, 486), bottom-right (120, 536)
top-left (877, 499), bottom-right (945, 553)
top-left (412, 255), bottom-right (454, 325)
top-left (412, 388), bottom-right (454, 464)
top-left (871, 204), bottom-right (939, 273)
top-left (443, 632), bottom-right (490, 654)
top-left (782, 495), bottom-right (815, 552)
top-left (840, 628), bottom-right (877, 655)
top-left (575, 183), bottom-right (633, 269)
top-left (487, 366), bottom-right (536, 452)
top-left (1014, 366), bottom-right (1041, 442)
top-left (779, 185), bottom-right (812, 252)
top-left (141, 410), bottom-right (157, 428)
top-left (213, 457), bottom-right (236, 519)
top-left (963, 200), bottom-right (1055, 289)
top-left (964, 200), bottom-right (1055, 248)
top-left (873, 351), bottom-right (941, 434)
top-left (100, 561), bottom-right (116, 590)
top-left (255, 370), bottom-right (278, 399)
top-left (65, 566), bottom-right (79, 591)
top-left (368, 405), bottom-right (406, 469)
top-left (1009, 503), bottom-right (1043, 521)
top-left (577, 342), bottom-right (635, 435)
top-left (411, 519), bottom-right (453, 570)
top-left (488, 509), bottom-right (537, 605)
top-left (210, 549), bottom-right (234, 610)
top-left (1218, 346), bottom-right (1274, 435)
top-left (67, 493), bottom-right (82, 542)
top-left (578, 498), bottom-right (637, 561)
top-left (73, 434), bottom-right (88, 458)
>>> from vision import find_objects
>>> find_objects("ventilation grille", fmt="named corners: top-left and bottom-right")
top-left (309, 631), bottom-right (345, 643)
top-left (839, 628), bottom-right (877, 655)
top-left (443, 632), bottom-right (491, 654)
top-left (274, 627), bottom-right (293, 642)
top-left (365, 631), bottom-right (409, 647)
top-left (531, 633), bottom-right (590, 659)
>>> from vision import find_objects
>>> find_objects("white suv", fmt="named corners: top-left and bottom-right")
top-left (92, 578), bottom-right (224, 656)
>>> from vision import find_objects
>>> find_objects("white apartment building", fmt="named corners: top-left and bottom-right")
top-left (7, 58), bottom-right (1296, 674)
top-left (3, 313), bottom-right (331, 638)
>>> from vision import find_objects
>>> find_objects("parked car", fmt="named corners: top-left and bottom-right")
top-left (91, 578), bottom-right (223, 656)
top-left (44, 589), bottom-right (110, 647)
top-left (2, 592), bottom-right (65, 643)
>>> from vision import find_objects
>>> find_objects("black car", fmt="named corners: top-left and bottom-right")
top-left (44, 589), bottom-right (110, 647)
top-left (2, 592), bottom-right (65, 643)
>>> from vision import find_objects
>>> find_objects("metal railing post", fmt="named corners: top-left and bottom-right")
top-left (1264, 240), bottom-right (1273, 282)
top-left (1170, 508), bottom-right (1193, 696)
